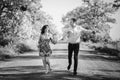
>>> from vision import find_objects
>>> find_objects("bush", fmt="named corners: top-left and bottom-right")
top-left (0, 39), bottom-right (10, 47)
top-left (15, 43), bottom-right (34, 54)
top-left (0, 42), bottom-right (34, 60)
top-left (95, 46), bottom-right (120, 56)
top-left (0, 47), bottom-right (16, 60)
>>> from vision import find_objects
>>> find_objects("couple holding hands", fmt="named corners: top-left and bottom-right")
top-left (38, 18), bottom-right (87, 75)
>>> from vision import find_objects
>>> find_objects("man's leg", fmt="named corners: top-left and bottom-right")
top-left (68, 43), bottom-right (73, 70)
top-left (73, 43), bottom-right (79, 75)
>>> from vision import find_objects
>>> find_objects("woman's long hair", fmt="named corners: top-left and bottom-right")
top-left (41, 25), bottom-right (48, 34)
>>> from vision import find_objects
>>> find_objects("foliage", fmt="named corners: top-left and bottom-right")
top-left (0, 0), bottom-right (34, 46)
top-left (80, 30), bottom-right (102, 43)
top-left (16, 0), bottom-right (57, 40)
top-left (15, 43), bottom-right (34, 54)
top-left (112, 0), bottom-right (120, 10)
top-left (62, 0), bottom-right (120, 43)
top-left (0, 0), bottom-right (56, 47)
top-left (0, 0), bottom-right (24, 46)
top-left (94, 46), bottom-right (120, 57)
top-left (0, 0), bottom-right (58, 58)
top-left (0, 45), bottom-right (16, 60)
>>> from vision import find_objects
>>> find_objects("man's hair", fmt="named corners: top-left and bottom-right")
top-left (71, 18), bottom-right (76, 23)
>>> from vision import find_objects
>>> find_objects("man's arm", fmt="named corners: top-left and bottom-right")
top-left (60, 32), bottom-right (68, 40)
top-left (77, 25), bottom-right (91, 32)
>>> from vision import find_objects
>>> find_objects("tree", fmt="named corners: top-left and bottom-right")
top-left (0, 0), bottom-right (28, 46)
top-left (16, 0), bottom-right (57, 40)
top-left (0, 0), bottom-right (56, 47)
top-left (112, 0), bottom-right (120, 10)
top-left (62, 0), bottom-right (120, 44)
top-left (18, 1), bottom-right (55, 40)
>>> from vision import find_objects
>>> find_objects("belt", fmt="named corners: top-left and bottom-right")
top-left (69, 43), bottom-right (79, 45)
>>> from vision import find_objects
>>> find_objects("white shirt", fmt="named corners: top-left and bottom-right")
top-left (62, 25), bottom-right (84, 43)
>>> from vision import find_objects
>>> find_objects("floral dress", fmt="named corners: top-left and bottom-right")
top-left (38, 34), bottom-right (56, 57)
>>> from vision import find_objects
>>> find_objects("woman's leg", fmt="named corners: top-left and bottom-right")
top-left (42, 56), bottom-right (50, 74)
top-left (42, 57), bottom-right (47, 69)
top-left (41, 56), bottom-right (49, 74)
top-left (46, 57), bottom-right (51, 71)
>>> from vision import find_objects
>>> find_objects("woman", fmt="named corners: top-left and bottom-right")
top-left (38, 25), bottom-right (57, 74)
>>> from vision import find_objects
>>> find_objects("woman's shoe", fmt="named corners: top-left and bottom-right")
top-left (45, 70), bottom-right (49, 74)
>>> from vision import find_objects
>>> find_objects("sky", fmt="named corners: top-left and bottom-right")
top-left (41, 0), bottom-right (120, 41)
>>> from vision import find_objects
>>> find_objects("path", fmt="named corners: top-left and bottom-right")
top-left (0, 50), bottom-right (120, 80)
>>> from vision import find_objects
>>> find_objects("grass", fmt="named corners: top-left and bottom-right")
top-left (0, 47), bottom-right (16, 60)
top-left (0, 43), bottom-right (35, 60)
top-left (15, 43), bottom-right (35, 54)
top-left (94, 47), bottom-right (120, 57)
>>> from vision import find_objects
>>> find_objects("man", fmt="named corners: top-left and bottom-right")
top-left (61, 18), bottom-right (87, 75)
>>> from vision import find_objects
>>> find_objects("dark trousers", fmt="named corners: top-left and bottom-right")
top-left (68, 43), bottom-right (79, 72)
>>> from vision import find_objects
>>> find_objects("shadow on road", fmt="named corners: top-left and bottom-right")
top-left (0, 66), bottom-right (120, 80)
top-left (10, 52), bottom-right (120, 63)
top-left (92, 69), bottom-right (120, 73)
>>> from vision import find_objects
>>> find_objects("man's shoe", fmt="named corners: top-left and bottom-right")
top-left (73, 72), bottom-right (77, 75)
top-left (67, 65), bottom-right (71, 70)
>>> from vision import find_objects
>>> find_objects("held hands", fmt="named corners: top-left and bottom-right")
top-left (50, 34), bottom-right (58, 44)
top-left (59, 31), bottom-right (71, 41)
top-left (51, 33), bottom-right (68, 42)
